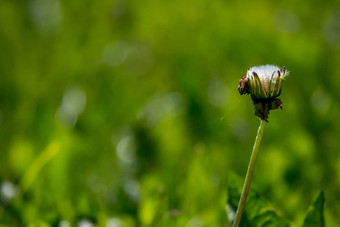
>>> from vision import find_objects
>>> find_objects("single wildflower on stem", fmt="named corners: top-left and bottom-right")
top-left (232, 65), bottom-right (288, 227)
top-left (238, 65), bottom-right (287, 121)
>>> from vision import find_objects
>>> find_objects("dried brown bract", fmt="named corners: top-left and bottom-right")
top-left (238, 76), bottom-right (250, 95)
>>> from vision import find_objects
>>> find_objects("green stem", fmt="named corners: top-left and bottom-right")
top-left (232, 120), bottom-right (266, 227)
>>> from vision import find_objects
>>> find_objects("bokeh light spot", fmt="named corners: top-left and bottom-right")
top-left (310, 88), bottom-right (331, 114)
top-left (56, 86), bottom-right (87, 128)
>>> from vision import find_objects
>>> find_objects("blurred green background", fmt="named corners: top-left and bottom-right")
top-left (1, 0), bottom-right (340, 226)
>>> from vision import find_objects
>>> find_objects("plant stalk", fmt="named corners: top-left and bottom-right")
top-left (232, 120), bottom-right (266, 227)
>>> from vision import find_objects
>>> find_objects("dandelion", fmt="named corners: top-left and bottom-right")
top-left (238, 65), bottom-right (288, 121)
top-left (232, 65), bottom-right (288, 227)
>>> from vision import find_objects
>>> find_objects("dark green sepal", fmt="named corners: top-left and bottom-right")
top-left (253, 98), bottom-right (283, 122)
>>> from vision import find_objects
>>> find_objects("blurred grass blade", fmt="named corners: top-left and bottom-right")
top-left (20, 141), bottom-right (60, 193)
top-left (302, 191), bottom-right (325, 227)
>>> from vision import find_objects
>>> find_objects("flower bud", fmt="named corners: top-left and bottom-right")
top-left (238, 65), bottom-right (288, 121)
top-left (246, 65), bottom-right (287, 101)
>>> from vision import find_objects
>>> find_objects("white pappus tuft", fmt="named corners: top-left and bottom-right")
top-left (246, 65), bottom-right (286, 81)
